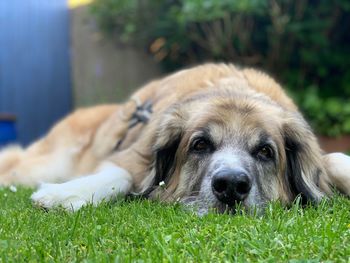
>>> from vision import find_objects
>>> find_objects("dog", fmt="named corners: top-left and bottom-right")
top-left (0, 63), bottom-right (349, 214)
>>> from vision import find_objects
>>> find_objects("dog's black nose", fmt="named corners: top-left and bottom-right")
top-left (212, 169), bottom-right (251, 205)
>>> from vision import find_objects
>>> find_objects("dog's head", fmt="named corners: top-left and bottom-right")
top-left (143, 88), bottom-right (328, 214)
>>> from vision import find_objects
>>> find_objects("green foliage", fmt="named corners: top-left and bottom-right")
top-left (293, 87), bottom-right (350, 136)
top-left (91, 0), bottom-right (350, 136)
top-left (0, 187), bottom-right (350, 261)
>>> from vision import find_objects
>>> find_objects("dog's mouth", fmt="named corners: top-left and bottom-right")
top-left (180, 195), bottom-right (252, 216)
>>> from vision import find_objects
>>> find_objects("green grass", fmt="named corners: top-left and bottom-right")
top-left (0, 188), bottom-right (349, 262)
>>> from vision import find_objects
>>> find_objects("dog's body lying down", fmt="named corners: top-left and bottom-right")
top-left (0, 63), bottom-right (349, 213)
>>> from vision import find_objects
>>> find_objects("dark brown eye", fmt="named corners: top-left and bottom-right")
top-left (191, 138), bottom-right (212, 153)
top-left (257, 145), bottom-right (274, 160)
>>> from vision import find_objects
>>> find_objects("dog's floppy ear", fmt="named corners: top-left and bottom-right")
top-left (144, 106), bottom-right (187, 196)
top-left (153, 126), bottom-right (182, 187)
top-left (282, 112), bottom-right (329, 204)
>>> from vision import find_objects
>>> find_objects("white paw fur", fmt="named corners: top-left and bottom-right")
top-left (31, 162), bottom-right (132, 211)
top-left (325, 152), bottom-right (350, 196)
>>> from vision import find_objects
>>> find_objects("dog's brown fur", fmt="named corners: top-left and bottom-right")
top-left (0, 63), bottom-right (349, 209)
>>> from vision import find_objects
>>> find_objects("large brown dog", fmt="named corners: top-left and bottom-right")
top-left (0, 64), bottom-right (349, 214)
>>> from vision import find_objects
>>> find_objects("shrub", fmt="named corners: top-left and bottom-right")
top-left (292, 88), bottom-right (350, 136)
top-left (91, 0), bottom-right (350, 136)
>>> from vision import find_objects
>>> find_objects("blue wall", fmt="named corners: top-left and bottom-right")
top-left (0, 0), bottom-right (72, 145)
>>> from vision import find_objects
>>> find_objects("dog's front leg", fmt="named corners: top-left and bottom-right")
top-left (31, 162), bottom-right (132, 211)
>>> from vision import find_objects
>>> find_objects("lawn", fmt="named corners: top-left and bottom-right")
top-left (0, 188), bottom-right (349, 262)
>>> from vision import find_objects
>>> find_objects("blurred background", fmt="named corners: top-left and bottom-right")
top-left (0, 0), bottom-right (349, 152)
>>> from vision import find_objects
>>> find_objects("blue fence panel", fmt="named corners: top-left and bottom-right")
top-left (0, 0), bottom-right (72, 146)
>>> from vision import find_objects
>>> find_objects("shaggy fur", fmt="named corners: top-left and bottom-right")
top-left (0, 63), bottom-right (349, 213)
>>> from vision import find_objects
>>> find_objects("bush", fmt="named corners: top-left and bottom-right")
top-left (292, 88), bottom-right (350, 136)
top-left (91, 0), bottom-right (350, 136)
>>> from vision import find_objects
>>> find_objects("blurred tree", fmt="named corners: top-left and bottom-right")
top-left (91, 0), bottom-right (350, 136)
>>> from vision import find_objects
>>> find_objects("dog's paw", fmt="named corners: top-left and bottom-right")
top-left (31, 163), bottom-right (132, 211)
top-left (31, 183), bottom-right (89, 211)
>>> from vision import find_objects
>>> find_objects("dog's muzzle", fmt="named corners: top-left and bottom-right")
top-left (211, 168), bottom-right (252, 205)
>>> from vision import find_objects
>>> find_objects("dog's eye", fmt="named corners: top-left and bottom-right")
top-left (256, 145), bottom-right (274, 160)
top-left (191, 138), bottom-right (212, 153)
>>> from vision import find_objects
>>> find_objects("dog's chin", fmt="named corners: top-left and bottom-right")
top-left (180, 195), bottom-right (265, 216)
top-left (181, 195), bottom-right (265, 216)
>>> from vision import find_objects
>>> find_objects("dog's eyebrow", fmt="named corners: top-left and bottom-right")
top-left (191, 127), bottom-right (212, 139)
top-left (253, 132), bottom-right (273, 149)
top-left (259, 132), bottom-right (270, 144)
